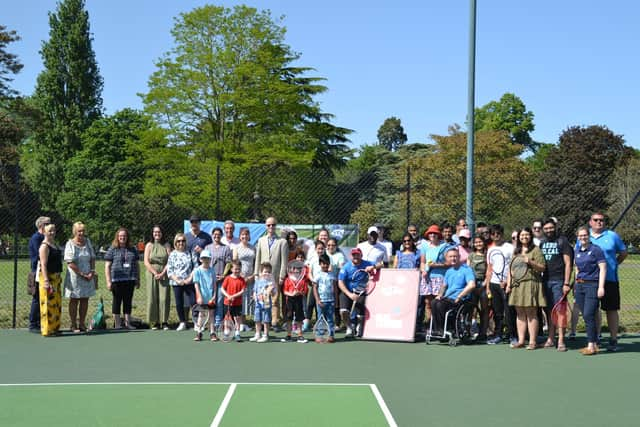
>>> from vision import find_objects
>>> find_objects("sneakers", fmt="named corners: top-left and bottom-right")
top-left (249, 334), bottom-right (260, 342)
top-left (193, 332), bottom-right (202, 341)
top-left (176, 322), bottom-right (187, 331)
top-left (568, 332), bottom-right (576, 340)
top-left (606, 339), bottom-right (618, 352)
top-left (509, 338), bottom-right (519, 347)
top-left (280, 335), bottom-right (292, 343)
top-left (344, 327), bottom-right (354, 338)
top-left (327, 336), bottom-right (335, 343)
top-left (296, 335), bottom-right (308, 343)
top-left (162, 324), bottom-right (170, 331)
top-left (240, 324), bottom-right (251, 332)
top-left (487, 336), bottom-right (502, 345)
top-left (257, 335), bottom-right (269, 343)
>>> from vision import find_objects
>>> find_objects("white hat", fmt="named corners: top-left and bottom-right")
top-left (200, 249), bottom-right (212, 259)
top-left (367, 226), bottom-right (379, 235)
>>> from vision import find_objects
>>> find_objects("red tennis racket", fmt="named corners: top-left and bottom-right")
top-left (551, 290), bottom-right (571, 328)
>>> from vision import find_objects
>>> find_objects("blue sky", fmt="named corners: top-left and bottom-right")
top-left (4, 0), bottom-right (639, 149)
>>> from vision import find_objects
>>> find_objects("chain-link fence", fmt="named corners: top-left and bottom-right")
top-left (1, 161), bottom-right (639, 331)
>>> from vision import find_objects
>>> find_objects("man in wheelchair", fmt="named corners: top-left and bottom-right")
top-left (428, 247), bottom-right (476, 343)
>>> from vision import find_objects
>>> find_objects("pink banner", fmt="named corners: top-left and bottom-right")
top-left (362, 269), bottom-right (420, 342)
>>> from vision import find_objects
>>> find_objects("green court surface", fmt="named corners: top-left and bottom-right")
top-left (1, 329), bottom-right (638, 426)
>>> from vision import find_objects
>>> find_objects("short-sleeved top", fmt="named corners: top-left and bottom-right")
top-left (328, 251), bottom-right (346, 273)
top-left (395, 250), bottom-right (420, 269)
top-left (468, 252), bottom-right (487, 282)
top-left (540, 235), bottom-right (573, 282)
top-left (104, 246), bottom-right (138, 282)
top-left (357, 241), bottom-right (388, 264)
top-left (63, 239), bottom-right (96, 298)
top-left (222, 275), bottom-right (246, 306)
top-left (420, 242), bottom-right (449, 279)
top-left (283, 274), bottom-right (310, 295)
top-left (314, 271), bottom-right (336, 302)
top-left (254, 276), bottom-right (276, 307)
top-left (443, 264), bottom-right (475, 300)
top-left (575, 243), bottom-right (606, 282)
top-left (487, 242), bottom-right (514, 283)
top-left (338, 260), bottom-right (374, 292)
top-left (590, 229), bottom-right (626, 282)
top-left (186, 231), bottom-right (212, 261)
top-left (235, 244), bottom-right (256, 279)
top-left (204, 243), bottom-right (232, 280)
top-left (167, 250), bottom-right (197, 286)
top-left (193, 266), bottom-right (215, 301)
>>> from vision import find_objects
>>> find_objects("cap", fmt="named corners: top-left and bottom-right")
top-left (367, 226), bottom-right (379, 235)
top-left (459, 229), bottom-right (471, 239)
top-left (424, 224), bottom-right (442, 239)
top-left (199, 249), bottom-right (212, 259)
top-left (189, 215), bottom-right (201, 223)
top-left (351, 247), bottom-right (363, 256)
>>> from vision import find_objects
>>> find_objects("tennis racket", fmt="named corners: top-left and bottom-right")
top-left (313, 312), bottom-right (331, 343)
top-left (551, 290), bottom-right (571, 328)
top-left (222, 305), bottom-right (235, 343)
top-left (349, 269), bottom-right (377, 318)
top-left (489, 249), bottom-right (507, 283)
top-left (509, 255), bottom-right (529, 288)
top-left (192, 304), bottom-right (210, 334)
top-left (287, 260), bottom-right (307, 324)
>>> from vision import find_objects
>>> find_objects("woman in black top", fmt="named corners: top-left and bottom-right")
top-left (105, 227), bottom-right (140, 329)
top-left (39, 223), bottom-right (63, 336)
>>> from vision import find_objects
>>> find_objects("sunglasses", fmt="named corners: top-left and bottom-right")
top-left (266, 224), bottom-right (276, 227)
top-left (176, 239), bottom-right (186, 243)
top-left (591, 218), bottom-right (604, 223)
top-left (403, 239), bottom-right (412, 243)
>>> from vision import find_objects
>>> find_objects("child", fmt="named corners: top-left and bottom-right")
top-left (312, 254), bottom-right (336, 343)
top-left (192, 250), bottom-right (217, 341)
top-left (303, 240), bottom-right (326, 332)
top-left (221, 260), bottom-right (246, 342)
top-left (281, 251), bottom-right (310, 343)
top-left (250, 262), bottom-right (277, 343)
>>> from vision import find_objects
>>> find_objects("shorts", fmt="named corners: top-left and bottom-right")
top-left (254, 305), bottom-right (272, 324)
top-left (600, 281), bottom-right (620, 311)
top-left (283, 295), bottom-right (304, 321)
top-left (543, 280), bottom-right (564, 309)
top-left (223, 305), bottom-right (242, 317)
top-left (339, 292), bottom-right (365, 316)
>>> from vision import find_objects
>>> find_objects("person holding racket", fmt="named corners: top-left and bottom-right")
top-left (574, 226), bottom-right (607, 355)
top-left (505, 227), bottom-right (546, 350)
top-left (467, 234), bottom-right (489, 341)
top-left (312, 254), bottom-right (337, 343)
top-left (338, 247), bottom-right (381, 338)
top-left (220, 260), bottom-right (246, 342)
top-left (539, 218), bottom-right (573, 351)
top-left (484, 224), bottom-right (514, 345)
top-left (250, 262), bottom-right (276, 343)
top-left (192, 250), bottom-right (216, 341)
top-left (281, 251), bottom-right (311, 343)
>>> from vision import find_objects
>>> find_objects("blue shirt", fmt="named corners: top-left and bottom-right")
top-left (315, 271), bottom-right (336, 302)
top-left (575, 243), bottom-right (606, 282)
top-left (395, 250), bottom-right (420, 269)
top-left (186, 231), bottom-right (212, 262)
top-left (443, 264), bottom-right (475, 300)
top-left (419, 242), bottom-right (451, 279)
top-left (590, 229), bottom-right (626, 282)
top-left (339, 260), bottom-right (374, 292)
top-left (193, 266), bottom-right (215, 302)
top-left (104, 246), bottom-right (139, 283)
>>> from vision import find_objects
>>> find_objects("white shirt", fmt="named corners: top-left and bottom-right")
top-left (357, 241), bottom-right (389, 264)
top-left (221, 236), bottom-right (240, 251)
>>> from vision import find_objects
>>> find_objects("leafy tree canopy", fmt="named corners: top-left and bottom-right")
top-left (0, 25), bottom-right (23, 98)
top-left (377, 116), bottom-right (407, 151)
top-left (475, 93), bottom-right (537, 152)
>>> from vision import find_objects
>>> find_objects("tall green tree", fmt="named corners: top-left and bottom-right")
top-left (539, 125), bottom-right (627, 235)
top-left (607, 150), bottom-right (640, 244)
top-left (21, 0), bottom-right (103, 209)
top-left (475, 93), bottom-right (537, 152)
top-left (377, 116), bottom-right (408, 151)
top-left (0, 25), bottom-right (23, 98)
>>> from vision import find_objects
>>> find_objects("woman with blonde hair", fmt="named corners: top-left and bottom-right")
top-left (105, 227), bottom-right (140, 329)
top-left (63, 222), bottom-right (97, 333)
top-left (39, 223), bottom-right (63, 336)
top-left (167, 232), bottom-right (197, 331)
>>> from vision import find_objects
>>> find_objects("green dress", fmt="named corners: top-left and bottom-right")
top-left (146, 242), bottom-right (170, 326)
top-left (508, 246), bottom-right (547, 308)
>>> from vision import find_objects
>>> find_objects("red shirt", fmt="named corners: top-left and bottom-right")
top-left (222, 275), bottom-right (246, 306)
top-left (283, 274), bottom-right (309, 295)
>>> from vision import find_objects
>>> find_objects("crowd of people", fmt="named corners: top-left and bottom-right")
top-left (27, 212), bottom-right (628, 354)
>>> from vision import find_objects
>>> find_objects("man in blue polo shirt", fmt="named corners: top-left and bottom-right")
top-left (589, 212), bottom-right (627, 352)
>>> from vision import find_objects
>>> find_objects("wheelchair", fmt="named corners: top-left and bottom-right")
top-left (425, 300), bottom-right (474, 346)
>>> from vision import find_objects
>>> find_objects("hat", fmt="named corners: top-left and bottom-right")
top-left (367, 226), bottom-right (379, 235)
top-left (189, 215), bottom-right (201, 223)
top-left (459, 229), bottom-right (471, 239)
top-left (424, 224), bottom-right (442, 239)
top-left (199, 249), bottom-right (212, 259)
top-left (351, 247), bottom-right (363, 256)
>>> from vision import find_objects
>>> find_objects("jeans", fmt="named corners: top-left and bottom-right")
top-left (29, 292), bottom-right (41, 330)
top-left (575, 281), bottom-right (599, 343)
top-left (172, 284), bottom-right (195, 323)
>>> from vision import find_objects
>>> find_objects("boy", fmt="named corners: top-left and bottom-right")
top-left (281, 253), bottom-right (310, 343)
top-left (192, 249), bottom-right (216, 341)
top-left (312, 254), bottom-right (336, 343)
top-left (250, 262), bottom-right (277, 343)
top-left (221, 260), bottom-right (246, 342)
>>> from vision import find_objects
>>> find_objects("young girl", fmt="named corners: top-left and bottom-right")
top-left (468, 235), bottom-right (488, 340)
top-left (221, 260), bottom-right (246, 342)
top-left (192, 250), bottom-right (216, 341)
top-left (281, 249), bottom-right (310, 343)
top-left (304, 240), bottom-right (326, 331)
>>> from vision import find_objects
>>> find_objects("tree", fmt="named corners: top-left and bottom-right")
top-left (21, 0), bottom-right (103, 209)
top-left (606, 149), bottom-right (640, 244)
top-left (475, 93), bottom-right (537, 152)
top-left (377, 116), bottom-right (407, 151)
top-left (539, 125), bottom-right (627, 236)
top-left (0, 25), bottom-right (23, 98)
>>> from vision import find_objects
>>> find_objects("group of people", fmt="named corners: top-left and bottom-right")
top-left (27, 212), bottom-right (627, 354)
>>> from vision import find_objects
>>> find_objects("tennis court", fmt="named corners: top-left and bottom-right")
top-left (1, 329), bottom-right (638, 426)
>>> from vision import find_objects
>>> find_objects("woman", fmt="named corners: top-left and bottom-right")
top-left (204, 227), bottom-right (232, 329)
top-left (286, 230), bottom-right (299, 262)
top-left (63, 222), bottom-right (97, 333)
top-left (38, 223), bottom-right (63, 337)
top-left (419, 225), bottom-right (447, 330)
top-left (457, 229), bottom-right (472, 263)
top-left (144, 225), bottom-right (171, 330)
top-left (468, 234), bottom-right (489, 340)
top-left (105, 227), bottom-right (140, 329)
top-left (167, 233), bottom-right (197, 331)
top-left (393, 233), bottom-right (420, 269)
top-left (233, 227), bottom-right (255, 331)
top-left (506, 227), bottom-right (546, 349)
top-left (574, 226), bottom-right (606, 355)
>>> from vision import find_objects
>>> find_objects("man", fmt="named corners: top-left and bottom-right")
top-left (532, 219), bottom-right (543, 246)
top-left (186, 215), bottom-right (212, 262)
top-left (407, 224), bottom-right (425, 248)
top-left (442, 223), bottom-right (456, 246)
top-left (484, 224), bottom-right (515, 345)
top-left (254, 216), bottom-right (289, 331)
top-left (589, 212), bottom-right (627, 351)
top-left (28, 216), bottom-right (50, 333)
top-left (452, 217), bottom-right (468, 244)
top-left (338, 248), bottom-right (380, 338)
top-left (221, 220), bottom-right (240, 250)
top-left (430, 248), bottom-right (476, 336)
top-left (540, 217), bottom-right (573, 351)
top-left (375, 224), bottom-right (393, 260)
top-left (357, 226), bottom-right (389, 267)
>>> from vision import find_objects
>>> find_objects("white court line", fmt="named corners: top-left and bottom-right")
top-left (0, 381), bottom-right (370, 387)
top-left (369, 384), bottom-right (398, 427)
top-left (210, 383), bottom-right (236, 427)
